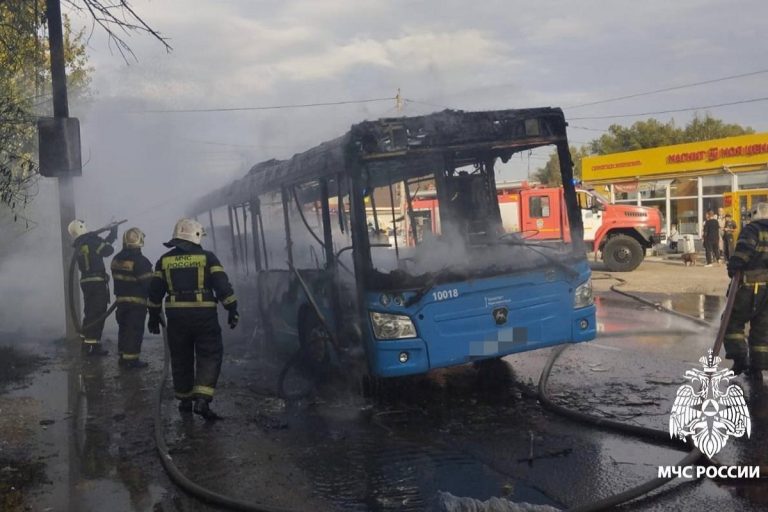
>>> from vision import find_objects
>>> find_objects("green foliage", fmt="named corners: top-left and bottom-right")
top-left (535, 114), bottom-right (754, 185)
top-left (533, 146), bottom-right (589, 186)
top-left (0, 0), bottom-right (91, 219)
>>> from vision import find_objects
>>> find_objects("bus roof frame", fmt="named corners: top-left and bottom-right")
top-left (186, 107), bottom-right (569, 215)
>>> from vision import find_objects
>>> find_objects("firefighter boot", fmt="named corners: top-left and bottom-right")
top-left (83, 342), bottom-right (109, 357)
top-left (118, 358), bottom-right (148, 369)
top-left (178, 399), bottom-right (193, 413)
top-left (193, 398), bottom-right (222, 421)
top-left (731, 358), bottom-right (749, 376)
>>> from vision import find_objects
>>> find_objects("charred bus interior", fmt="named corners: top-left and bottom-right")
top-left (187, 108), bottom-right (593, 379)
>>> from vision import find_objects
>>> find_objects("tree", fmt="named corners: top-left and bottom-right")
top-left (588, 118), bottom-right (683, 155)
top-left (533, 145), bottom-right (590, 186)
top-left (534, 115), bottom-right (755, 183)
top-left (588, 114), bottom-right (753, 155)
top-left (1, 0), bottom-right (170, 225)
top-left (1, 0), bottom-right (91, 226)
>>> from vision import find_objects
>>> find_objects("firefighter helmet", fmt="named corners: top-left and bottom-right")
top-left (752, 202), bottom-right (768, 221)
top-left (123, 227), bottom-right (145, 248)
top-left (67, 219), bottom-right (87, 239)
top-left (171, 218), bottom-right (206, 245)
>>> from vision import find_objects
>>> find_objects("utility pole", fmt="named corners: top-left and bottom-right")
top-left (45, 0), bottom-right (80, 339)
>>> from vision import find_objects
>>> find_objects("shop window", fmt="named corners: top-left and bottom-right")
top-left (613, 183), bottom-right (638, 201)
top-left (639, 180), bottom-right (670, 200)
top-left (702, 175), bottom-right (731, 195)
top-left (738, 170), bottom-right (768, 190)
top-left (703, 196), bottom-right (724, 217)
top-left (670, 177), bottom-right (697, 198)
top-left (670, 198), bottom-right (698, 235)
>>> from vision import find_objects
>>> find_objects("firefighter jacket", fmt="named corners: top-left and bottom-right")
top-left (111, 248), bottom-right (154, 306)
top-left (728, 219), bottom-right (768, 277)
top-left (148, 239), bottom-right (237, 313)
top-left (73, 233), bottom-right (114, 283)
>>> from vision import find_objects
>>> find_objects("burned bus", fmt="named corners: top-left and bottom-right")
top-left (187, 108), bottom-right (596, 381)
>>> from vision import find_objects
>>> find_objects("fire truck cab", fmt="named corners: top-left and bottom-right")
top-left (409, 182), bottom-right (661, 272)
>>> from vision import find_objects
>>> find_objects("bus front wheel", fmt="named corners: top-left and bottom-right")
top-left (602, 235), bottom-right (644, 272)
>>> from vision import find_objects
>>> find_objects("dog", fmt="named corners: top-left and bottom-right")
top-left (681, 252), bottom-right (697, 266)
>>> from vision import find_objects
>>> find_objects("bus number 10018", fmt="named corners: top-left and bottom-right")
top-left (432, 289), bottom-right (459, 301)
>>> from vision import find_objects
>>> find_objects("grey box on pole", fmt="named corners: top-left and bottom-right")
top-left (37, 117), bottom-right (82, 177)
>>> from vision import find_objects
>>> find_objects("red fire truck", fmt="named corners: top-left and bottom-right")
top-left (407, 182), bottom-right (662, 272)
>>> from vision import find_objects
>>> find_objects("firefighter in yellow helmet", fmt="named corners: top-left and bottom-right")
top-left (147, 218), bottom-right (239, 419)
top-left (725, 202), bottom-right (768, 379)
top-left (110, 228), bottom-right (154, 368)
top-left (68, 219), bottom-right (118, 356)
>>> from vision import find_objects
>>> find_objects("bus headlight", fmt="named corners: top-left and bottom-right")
top-left (370, 312), bottom-right (417, 340)
top-left (574, 279), bottom-right (594, 309)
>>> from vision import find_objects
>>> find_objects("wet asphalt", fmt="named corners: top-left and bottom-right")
top-left (5, 289), bottom-right (768, 511)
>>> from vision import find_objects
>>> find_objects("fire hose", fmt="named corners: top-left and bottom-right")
top-left (529, 270), bottom-right (765, 512)
top-left (152, 270), bottom-right (761, 511)
top-left (153, 317), bottom-right (299, 512)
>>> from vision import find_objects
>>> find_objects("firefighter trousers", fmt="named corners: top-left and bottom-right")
top-left (166, 308), bottom-right (223, 402)
top-left (116, 304), bottom-right (147, 359)
top-left (724, 283), bottom-right (768, 370)
top-left (81, 281), bottom-right (109, 341)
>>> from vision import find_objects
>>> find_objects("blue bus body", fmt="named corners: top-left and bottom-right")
top-left (187, 108), bottom-right (596, 381)
top-left (365, 261), bottom-right (595, 377)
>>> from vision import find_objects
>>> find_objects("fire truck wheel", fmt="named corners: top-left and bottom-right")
top-left (603, 235), bottom-right (644, 272)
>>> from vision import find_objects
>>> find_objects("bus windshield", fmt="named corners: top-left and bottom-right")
top-left (360, 147), bottom-right (579, 290)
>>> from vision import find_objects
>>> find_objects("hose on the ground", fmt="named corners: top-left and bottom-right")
top-left (533, 345), bottom-right (707, 512)
top-left (153, 319), bottom-right (300, 512)
top-left (593, 272), bottom-right (711, 328)
top-left (529, 272), bottom-right (765, 510)
top-left (152, 267), bottom-right (759, 512)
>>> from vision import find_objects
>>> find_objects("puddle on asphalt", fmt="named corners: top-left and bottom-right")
top-left (295, 412), bottom-right (560, 511)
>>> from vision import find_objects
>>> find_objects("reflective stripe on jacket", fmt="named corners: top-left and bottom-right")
top-left (111, 247), bottom-right (154, 305)
top-left (148, 242), bottom-right (237, 311)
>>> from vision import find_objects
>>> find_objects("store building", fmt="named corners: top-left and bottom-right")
top-left (581, 133), bottom-right (768, 237)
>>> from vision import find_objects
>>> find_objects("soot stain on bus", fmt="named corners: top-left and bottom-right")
top-left (187, 108), bottom-right (597, 388)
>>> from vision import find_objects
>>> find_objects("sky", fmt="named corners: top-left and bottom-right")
top-left (3, 0), bottom-right (768, 335)
top-left (68, 0), bottom-right (768, 188)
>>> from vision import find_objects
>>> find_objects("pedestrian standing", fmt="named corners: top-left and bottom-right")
top-left (111, 227), bottom-right (153, 368)
top-left (69, 219), bottom-right (118, 356)
top-left (722, 213), bottom-right (737, 261)
top-left (147, 218), bottom-right (239, 420)
top-left (668, 223), bottom-right (680, 253)
top-left (702, 210), bottom-right (721, 267)
top-left (725, 202), bottom-right (768, 378)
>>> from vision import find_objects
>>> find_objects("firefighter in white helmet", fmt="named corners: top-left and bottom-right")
top-left (110, 227), bottom-right (154, 368)
top-left (68, 219), bottom-right (118, 356)
top-left (725, 202), bottom-right (768, 379)
top-left (147, 218), bottom-right (239, 419)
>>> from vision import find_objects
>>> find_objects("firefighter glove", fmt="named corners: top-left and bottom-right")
top-left (105, 226), bottom-right (118, 244)
top-left (228, 309), bottom-right (239, 329)
top-left (148, 313), bottom-right (161, 334)
top-left (727, 257), bottom-right (745, 278)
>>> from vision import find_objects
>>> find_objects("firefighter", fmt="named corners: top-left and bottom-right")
top-left (725, 202), bottom-right (768, 378)
top-left (111, 227), bottom-right (153, 369)
top-left (147, 218), bottom-right (239, 420)
top-left (69, 219), bottom-right (118, 356)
